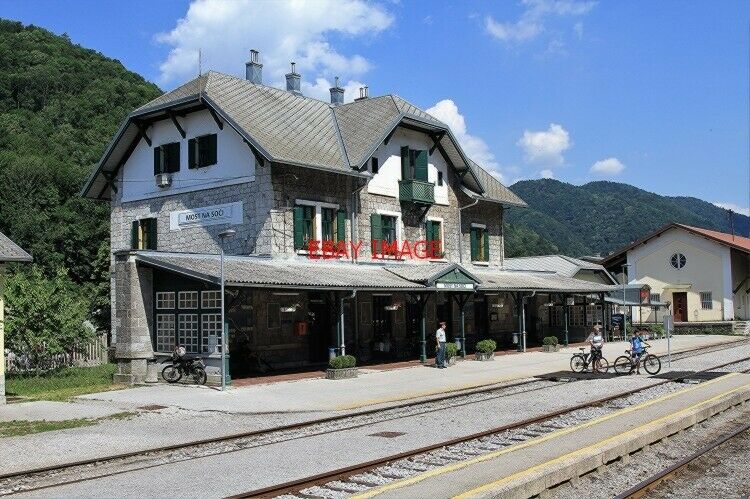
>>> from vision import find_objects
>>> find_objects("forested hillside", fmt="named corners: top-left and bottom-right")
top-left (505, 179), bottom-right (750, 258)
top-left (0, 20), bottom-right (160, 327)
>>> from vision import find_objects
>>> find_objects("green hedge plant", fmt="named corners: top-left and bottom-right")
top-left (329, 355), bottom-right (357, 369)
top-left (542, 336), bottom-right (559, 346)
top-left (475, 339), bottom-right (497, 354)
top-left (445, 343), bottom-right (459, 360)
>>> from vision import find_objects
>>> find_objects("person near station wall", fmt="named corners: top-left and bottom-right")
top-left (435, 321), bottom-right (447, 369)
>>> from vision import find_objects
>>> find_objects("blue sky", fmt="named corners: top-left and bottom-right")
top-left (3, 0), bottom-right (749, 213)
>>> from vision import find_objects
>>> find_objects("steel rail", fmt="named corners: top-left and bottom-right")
top-left (227, 357), bottom-right (750, 498)
top-left (2, 343), bottom-right (747, 496)
top-left (613, 421), bottom-right (750, 499)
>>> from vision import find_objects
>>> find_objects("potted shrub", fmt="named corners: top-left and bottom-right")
top-left (475, 339), bottom-right (496, 361)
top-left (326, 354), bottom-right (358, 380)
top-left (444, 343), bottom-right (459, 366)
top-left (542, 336), bottom-right (560, 352)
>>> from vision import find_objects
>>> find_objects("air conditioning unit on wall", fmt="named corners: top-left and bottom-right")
top-left (155, 173), bottom-right (172, 188)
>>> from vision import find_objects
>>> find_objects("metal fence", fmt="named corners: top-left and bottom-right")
top-left (5, 333), bottom-right (109, 373)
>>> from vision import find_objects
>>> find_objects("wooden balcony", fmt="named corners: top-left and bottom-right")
top-left (398, 179), bottom-right (435, 205)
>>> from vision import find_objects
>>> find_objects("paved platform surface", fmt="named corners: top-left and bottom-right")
top-left (77, 335), bottom-right (742, 414)
top-left (366, 372), bottom-right (750, 499)
top-left (0, 401), bottom-right (126, 422)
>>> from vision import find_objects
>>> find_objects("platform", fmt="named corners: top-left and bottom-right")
top-left (360, 372), bottom-right (750, 499)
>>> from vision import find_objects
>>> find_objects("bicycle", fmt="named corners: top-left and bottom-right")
top-left (613, 347), bottom-right (662, 375)
top-left (570, 347), bottom-right (609, 373)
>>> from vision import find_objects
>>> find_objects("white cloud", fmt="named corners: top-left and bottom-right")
top-left (573, 21), bottom-right (584, 38)
top-left (485, 0), bottom-right (596, 44)
top-left (303, 77), bottom-right (366, 103)
top-left (426, 99), bottom-right (505, 182)
top-left (517, 123), bottom-right (571, 166)
top-left (155, 0), bottom-right (393, 97)
top-left (713, 202), bottom-right (750, 217)
top-left (539, 169), bottom-right (555, 179)
top-left (590, 157), bottom-right (625, 176)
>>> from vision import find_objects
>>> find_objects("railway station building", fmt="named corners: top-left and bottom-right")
top-left (82, 53), bottom-right (616, 383)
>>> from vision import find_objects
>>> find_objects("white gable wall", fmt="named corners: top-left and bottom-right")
top-left (121, 109), bottom-right (255, 203)
top-left (627, 227), bottom-right (733, 321)
top-left (366, 128), bottom-right (450, 206)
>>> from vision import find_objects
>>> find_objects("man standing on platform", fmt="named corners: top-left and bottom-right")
top-left (435, 321), bottom-right (447, 368)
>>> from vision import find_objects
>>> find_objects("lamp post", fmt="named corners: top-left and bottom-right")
top-left (218, 229), bottom-right (236, 391)
top-left (622, 263), bottom-right (631, 340)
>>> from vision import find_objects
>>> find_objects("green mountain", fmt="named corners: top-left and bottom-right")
top-left (0, 20), bottom-right (161, 323)
top-left (505, 179), bottom-right (750, 258)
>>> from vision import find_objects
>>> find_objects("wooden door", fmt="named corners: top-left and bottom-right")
top-left (372, 295), bottom-right (393, 346)
top-left (673, 292), bottom-right (688, 322)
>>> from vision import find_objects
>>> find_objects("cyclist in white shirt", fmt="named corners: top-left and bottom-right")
top-left (586, 324), bottom-right (605, 366)
top-left (435, 321), bottom-right (447, 368)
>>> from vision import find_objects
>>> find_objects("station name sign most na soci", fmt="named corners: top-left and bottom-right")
top-left (170, 202), bottom-right (243, 230)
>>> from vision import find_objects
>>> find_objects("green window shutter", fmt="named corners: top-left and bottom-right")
top-left (414, 150), bottom-right (428, 182)
top-left (470, 228), bottom-right (478, 261)
top-left (207, 134), bottom-right (217, 165)
top-left (425, 220), bottom-right (434, 242)
top-left (167, 142), bottom-right (180, 173)
top-left (188, 138), bottom-right (196, 169)
top-left (147, 219), bottom-right (158, 250)
top-left (131, 220), bottom-right (140, 249)
top-left (293, 206), bottom-right (304, 250)
top-left (153, 147), bottom-right (161, 175)
top-left (483, 228), bottom-right (489, 261)
top-left (336, 209), bottom-right (346, 243)
top-left (371, 213), bottom-right (382, 255)
top-left (400, 146), bottom-right (409, 179)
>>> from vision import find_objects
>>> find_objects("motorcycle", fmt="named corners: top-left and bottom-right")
top-left (161, 346), bottom-right (207, 385)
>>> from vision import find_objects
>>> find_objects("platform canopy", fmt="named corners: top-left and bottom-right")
top-left (132, 251), bottom-right (617, 295)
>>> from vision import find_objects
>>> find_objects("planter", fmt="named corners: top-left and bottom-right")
top-left (542, 345), bottom-right (560, 352)
top-left (326, 367), bottom-right (359, 380)
top-left (475, 351), bottom-right (495, 361)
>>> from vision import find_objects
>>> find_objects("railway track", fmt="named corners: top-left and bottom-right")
top-left (1, 343), bottom-right (748, 497)
top-left (227, 356), bottom-right (750, 498)
top-left (614, 421), bottom-right (750, 499)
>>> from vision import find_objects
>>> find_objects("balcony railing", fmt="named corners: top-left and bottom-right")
top-left (398, 179), bottom-right (435, 205)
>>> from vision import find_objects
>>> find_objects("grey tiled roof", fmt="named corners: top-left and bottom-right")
top-left (135, 253), bottom-right (424, 289)
top-left (134, 252), bottom-right (613, 293)
top-left (468, 160), bottom-right (527, 206)
top-left (82, 71), bottom-right (523, 206)
top-left (468, 267), bottom-right (615, 293)
top-left (0, 232), bottom-right (32, 262)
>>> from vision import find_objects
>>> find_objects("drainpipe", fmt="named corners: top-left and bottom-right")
top-left (458, 196), bottom-right (480, 264)
top-left (350, 180), bottom-right (367, 263)
top-left (340, 290), bottom-right (356, 355)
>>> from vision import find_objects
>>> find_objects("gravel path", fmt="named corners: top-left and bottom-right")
top-left (547, 404), bottom-right (750, 499)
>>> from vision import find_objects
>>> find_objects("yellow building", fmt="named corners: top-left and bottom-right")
top-left (602, 223), bottom-right (750, 324)
top-left (0, 232), bottom-right (32, 404)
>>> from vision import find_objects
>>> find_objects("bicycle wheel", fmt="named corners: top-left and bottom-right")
top-left (570, 354), bottom-right (586, 373)
top-left (192, 366), bottom-right (207, 385)
top-left (162, 365), bottom-right (182, 383)
top-left (613, 356), bottom-right (633, 375)
top-left (594, 357), bottom-right (609, 373)
top-left (643, 354), bottom-right (662, 375)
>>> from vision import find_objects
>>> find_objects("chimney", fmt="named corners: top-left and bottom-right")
top-left (329, 76), bottom-right (344, 105)
top-left (354, 85), bottom-right (369, 101)
top-left (285, 62), bottom-right (302, 96)
top-left (245, 49), bottom-right (262, 84)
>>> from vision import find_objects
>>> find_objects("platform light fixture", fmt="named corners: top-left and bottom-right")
top-left (218, 229), bottom-right (236, 392)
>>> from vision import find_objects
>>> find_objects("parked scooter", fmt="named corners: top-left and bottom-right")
top-left (161, 346), bottom-right (207, 385)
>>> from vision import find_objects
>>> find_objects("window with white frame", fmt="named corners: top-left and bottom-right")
top-left (177, 314), bottom-right (199, 353)
top-left (571, 305), bottom-right (584, 326)
top-left (700, 291), bottom-right (713, 310)
top-left (178, 291), bottom-right (198, 309)
top-left (550, 306), bottom-right (563, 326)
top-left (586, 304), bottom-right (603, 326)
top-left (156, 314), bottom-right (176, 352)
top-left (201, 290), bottom-right (221, 309)
top-left (201, 313), bottom-right (223, 353)
top-left (650, 293), bottom-right (661, 303)
top-left (293, 200), bottom-right (344, 251)
top-left (156, 292), bottom-right (175, 310)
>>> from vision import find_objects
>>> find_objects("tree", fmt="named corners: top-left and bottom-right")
top-left (4, 265), bottom-right (92, 371)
